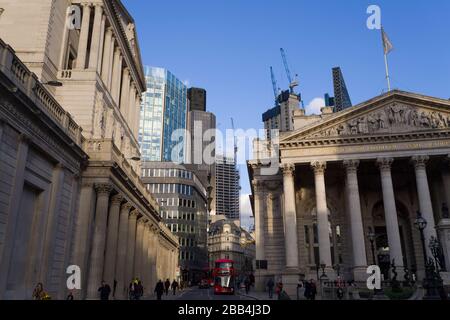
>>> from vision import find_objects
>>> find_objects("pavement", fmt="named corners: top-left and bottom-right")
top-left (145, 287), bottom-right (255, 301)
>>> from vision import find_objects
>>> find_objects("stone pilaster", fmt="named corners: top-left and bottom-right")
top-left (101, 27), bottom-right (113, 85)
top-left (124, 210), bottom-right (138, 293)
top-left (111, 48), bottom-right (122, 104)
top-left (88, 4), bottom-right (104, 69)
top-left (134, 217), bottom-right (146, 280)
top-left (376, 158), bottom-right (404, 268)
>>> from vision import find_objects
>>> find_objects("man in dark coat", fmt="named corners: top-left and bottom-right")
top-left (154, 280), bottom-right (164, 300)
top-left (171, 280), bottom-right (179, 295)
top-left (164, 279), bottom-right (171, 295)
top-left (98, 281), bottom-right (111, 300)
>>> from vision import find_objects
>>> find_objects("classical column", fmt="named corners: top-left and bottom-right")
top-left (343, 160), bottom-right (368, 280)
top-left (311, 161), bottom-right (333, 270)
top-left (252, 180), bottom-right (265, 262)
top-left (150, 226), bottom-right (159, 289)
top-left (103, 194), bottom-right (123, 289)
top-left (141, 223), bottom-right (150, 291)
top-left (134, 94), bottom-right (141, 138)
top-left (376, 158), bottom-right (403, 267)
top-left (134, 218), bottom-right (146, 279)
top-left (308, 225), bottom-right (315, 265)
top-left (107, 37), bottom-right (116, 89)
top-left (411, 155), bottom-right (437, 257)
top-left (114, 202), bottom-right (131, 300)
top-left (87, 183), bottom-right (113, 299)
top-left (128, 85), bottom-right (137, 131)
top-left (101, 27), bottom-right (113, 85)
top-left (88, 4), bottom-right (104, 69)
top-left (124, 210), bottom-right (138, 291)
top-left (76, 3), bottom-right (91, 69)
top-left (281, 163), bottom-right (299, 270)
top-left (119, 68), bottom-right (130, 113)
top-left (111, 48), bottom-right (123, 104)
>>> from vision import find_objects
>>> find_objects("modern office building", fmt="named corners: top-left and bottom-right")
top-left (141, 162), bottom-right (209, 283)
top-left (332, 67), bottom-right (352, 112)
top-left (188, 87), bottom-right (207, 112)
top-left (139, 66), bottom-right (187, 163)
top-left (215, 155), bottom-right (240, 220)
top-left (262, 90), bottom-right (300, 140)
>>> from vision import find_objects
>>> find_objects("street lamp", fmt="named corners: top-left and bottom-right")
top-left (367, 230), bottom-right (377, 265)
top-left (127, 156), bottom-right (141, 161)
top-left (320, 263), bottom-right (327, 279)
top-left (42, 80), bottom-right (63, 87)
top-left (414, 211), bottom-right (428, 264)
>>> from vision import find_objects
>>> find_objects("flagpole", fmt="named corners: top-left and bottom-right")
top-left (384, 52), bottom-right (391, 91)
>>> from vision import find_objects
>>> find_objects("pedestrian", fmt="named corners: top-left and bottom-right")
top-left (244, 277), bottom-right (251, 294)
top-left (297, 280), bottom-right (305, 300)
top-left (66, 290), bottom-right (74, 300)
top-left (98, 281), bottom-right (111, 300)
top-left (304, 280), bottom-right (311, 299)
top-left (266, 278), bottom-right (275, 299)
top-left (275, 280), bottom-right (283, 299)
top-left (249, 273), bottom-right (255, 287)
top-left (164, 278), bottom-right (171, 295)
top-left (336, 276), bottom-right (345, 300)
top-left (171, 279), bottom-right (179, 295)
top-left (32, 283), bottom-right (45, 300)
top-left (154, 280), bottom-right (164, 300)
top-left (134, 280), bottom-right (144, 300)
top-left (308, 279), bottom-right (317, 300)
top-left (129, 279), bottom-right (137, 300)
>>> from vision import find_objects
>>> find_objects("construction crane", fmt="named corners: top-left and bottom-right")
top-left (270, 66), bottom-right (279, 106)
top-left (230, 118), bottom-right (238, 165)
top-left (280, 48), bottom-right (299, 93)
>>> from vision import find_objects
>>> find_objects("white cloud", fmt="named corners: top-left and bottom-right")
top-left (305, 97), bottom-right (325, 115)
top-left (240, 194), bottom-right (254, 231)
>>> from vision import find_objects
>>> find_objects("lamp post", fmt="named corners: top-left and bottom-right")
top-left (414, 211), bottom-right (428, 264)
top-left (368, 230), bottom-right (377, 265)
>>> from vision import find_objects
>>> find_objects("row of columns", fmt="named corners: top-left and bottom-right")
top-left (74, 3), bottom-right (140, 137)
top-left (276, 155), bottom-right (438, 279)
top-left (74, 183), bottom-right (162, 299)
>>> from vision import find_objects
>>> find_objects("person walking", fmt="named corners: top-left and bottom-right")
top-left (171, 280), bottom-right (179, 295)
top-left (155, 280), bottom-right (164, 300)
top-left (297, 280), bottom-right (305, 300)
top-left (244, 277), bottom-right (251, 294)
top-left (267, 278), bottom-right (275, 299)
top-left (98, 281), bottom-right (111, 300)
top-left (249, 273), bottom-right (255, 287)
top-left (32, 283), bottom-right (45, 300)
top-left (275, 280), bottom-right (283, 300)
top-left (66, 291), bottom-right (74, 300)
top-left (134, 280), bottom-right (144, 300)
top-left (129, 278), bottom-right (137, 300)
top-left (308, 279), bottom-right (317, 300)
top-left (164, 279), bottom-right (171, 296)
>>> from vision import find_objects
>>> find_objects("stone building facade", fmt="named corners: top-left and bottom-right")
top-left (208, 216), bottom-right (255, 277)
top-left (0, 0), bottom-right (178, 300)
top-left (249, 91), bottom-right (450, 295)
top-left (0, 39), bottom-right (86, 300)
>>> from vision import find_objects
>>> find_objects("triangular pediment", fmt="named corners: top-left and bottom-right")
top-left (281, 90), bottom-right (450, 144)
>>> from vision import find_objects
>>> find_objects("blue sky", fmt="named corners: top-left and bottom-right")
top-left (123, 0), bottom-right (450, 227)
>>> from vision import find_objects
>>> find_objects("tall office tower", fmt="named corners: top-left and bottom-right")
top-left (139, 66), bottom-right (187, 162)
top-left (332, 67), bottom-right (352, 112)
top-left (262, 90), bottom-right (300, 140)
top-left (188, 87), bottom-right (207, 112)
top-left (215, 155), bottom-right (240, 220)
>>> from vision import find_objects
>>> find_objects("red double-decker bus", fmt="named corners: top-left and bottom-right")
top-left (213, 259), bottom-right (235, 295)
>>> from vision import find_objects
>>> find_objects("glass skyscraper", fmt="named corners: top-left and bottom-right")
top-left (139, 66), bottom-right (187, 162)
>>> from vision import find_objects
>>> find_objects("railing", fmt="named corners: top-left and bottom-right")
top-left (0, 39), bottom-right (83, 146)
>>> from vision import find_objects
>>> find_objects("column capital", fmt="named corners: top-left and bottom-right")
top-left (129, 209), bottom-right (139, 218)
top-left (252, 179), bottom-right (265, 194)
top-left (105, 26), bottom-right (114, 34)
top-left (18, 133), bottom-right (30, 144)
top-left (281, 163), bottom-right (295, 176)
top-left (411, 155), bottom-right (429, 170)
top-left (111, 194), bottom-right (123, 205)
top-left (376, 157), bottom-right (394, 172)
top-left (94, 183), bottom-right (113, 195)
top-left (137, 217), bottom-right (148, 225)
top-left (311, 161), bottom-right (326, 175)
top-left (121, 202), bottom-right (132, 212)
top-left (343, 160), bottom-right (360, 173)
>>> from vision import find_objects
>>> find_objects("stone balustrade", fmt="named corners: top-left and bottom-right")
top-left (0, 39), bottom-right (83, 145)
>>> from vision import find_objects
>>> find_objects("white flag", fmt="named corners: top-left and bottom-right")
top-left (381, 27), bottom-right (393, 55)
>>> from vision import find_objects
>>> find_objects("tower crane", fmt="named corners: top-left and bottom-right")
top-left (280, 48), bottom-right (299, 93)
top-left (230, 117), bottom-right (238, 165)
top-left (270, 66), bottom-right (279, 106)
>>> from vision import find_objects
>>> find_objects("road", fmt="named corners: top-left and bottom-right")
top-left (172, 287), bottom-right (254, 301)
